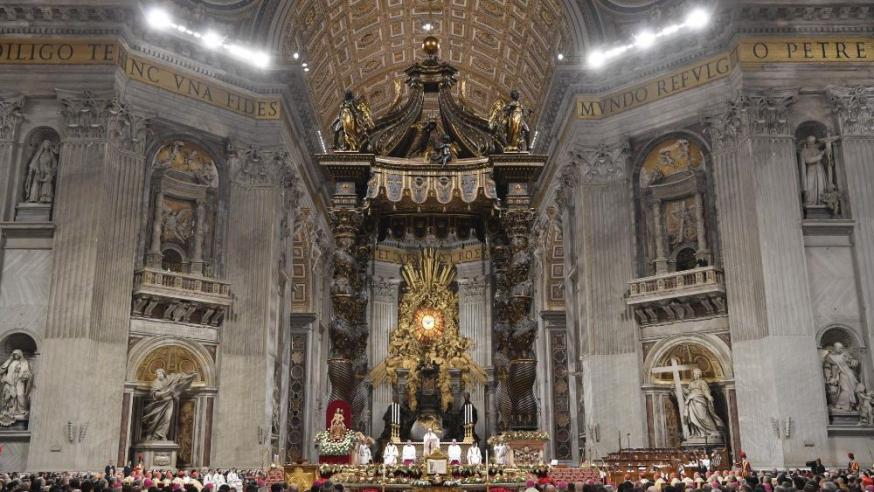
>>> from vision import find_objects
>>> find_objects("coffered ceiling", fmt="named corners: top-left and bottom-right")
top-left (167, 0), bottom-right (680, 136)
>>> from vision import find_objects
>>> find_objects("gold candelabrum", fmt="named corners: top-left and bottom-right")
top-left (464, 423), bottom-right (474, 444)
top-left (391, 423), bottom-right (400, 443)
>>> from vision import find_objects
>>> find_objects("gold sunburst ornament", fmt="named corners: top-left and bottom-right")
top-left (370, 248), bottom-right (486, 411)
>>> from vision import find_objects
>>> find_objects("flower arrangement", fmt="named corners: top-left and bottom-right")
top-left (313, 430), bottom-right (358, 456)
top-left (502, 431), bottom-right (550, 441)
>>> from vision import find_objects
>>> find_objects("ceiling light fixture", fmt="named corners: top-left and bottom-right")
top-left (585, 5), bottom-right (712, 70)
top-left (557, 53), bottom-right (565, 61)
top-left (201, 31), bottom-right (225, 50)
top-left (144, 6), bottom-right (272, 69)
top-left (292, 52), bottom-right (300, 60)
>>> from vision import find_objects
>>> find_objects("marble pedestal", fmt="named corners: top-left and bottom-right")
top-left (804, 204), bottom-right (835, 220)
top-left (133, 441), bottom-right (179, 468)
top-left (682, 435), bottom-right (724, 448)
top-left (14, 202), bottom-right (51, 222)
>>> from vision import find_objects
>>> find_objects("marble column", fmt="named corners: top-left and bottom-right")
top-left (0, 94), bottom-right (23, 221)
top-left (829, 86), bottom-right (874, 378)
top-left (694, 192), bottom-right (710, 261)
top-left (558, 140), bottom-right (646, 460)
top-left (28, 90), bottom-right (148, 470)
top-left (702, 89), bottom-right (829, 468)
top-left (652, 199), bottom-right (669, 274)
top-left (457, 268), bottom-right (489, 439)
top-left (368, 264), bottom-right (400, 440)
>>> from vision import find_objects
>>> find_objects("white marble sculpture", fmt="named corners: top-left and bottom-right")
top-left (856, 384), bottom-right (874, 426)
top-left (823, 342), bottom-right (861, 411)
top-left (0, 350), bottom-right (32, 426)
top-left (24, 139), bottom-right (59, 204)
top-left (141, 369), bottom-right (198, 441)
top-left (798, 134), bottom-right (840, 210)
top-left (683, 368), bottom-right (725, 439)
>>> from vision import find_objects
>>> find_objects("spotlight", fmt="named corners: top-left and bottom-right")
top-left (202, 31), bottom-right (225, 50)
top-left (302, 62), bottom-right (308, 68)
top-left (685, 8), bottom-right (710, 29)
top-left (587, 50), bottom-right (606, 69)
top-left (304, 67), bottom-right (310, 72)
top-left (423, 22), bottom-right (433, 32)
top-left (146, 7), bottom-right (172, 29)
top-left (251, 51), bottom-right (271, 68)
top-left (557, 53), bottom-right (565, 61)
top-left (634, 30), bottom-right (656, 49)
top-left (292, 52), bottom-right (300, 60)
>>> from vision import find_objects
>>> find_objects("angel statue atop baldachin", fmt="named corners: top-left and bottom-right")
top-left (332, 90), bottom-right (375, 152)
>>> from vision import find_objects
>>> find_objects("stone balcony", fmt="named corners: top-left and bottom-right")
top-left (131, 267), bottom-right (232, 326)
top-left (625, 265), bottom-right (727, 325)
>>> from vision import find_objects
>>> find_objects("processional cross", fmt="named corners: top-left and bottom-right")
top-left (651, 357), bottom-right (694, 440)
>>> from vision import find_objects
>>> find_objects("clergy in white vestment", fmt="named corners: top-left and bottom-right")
top-left (402, 442), bottom-right (417, 465)
top-left (358, 442), bottom-right (372, 464)
top-left (422, 427), bottom-right (440, 457)
top-left (494, 441), bottom-right (509, 465)
top-left (383, 442), bottom-right (399, 465)
top-left (467, 443), bottom-right (482, 465)
top-left (447, 439), bottom-right (462, 464)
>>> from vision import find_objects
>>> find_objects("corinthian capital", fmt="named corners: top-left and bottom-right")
top-left (229, 142), bottom-right (291, 188)
top-left (56, 89), bottom-right (113, 140)
top-left (828, 86), bottom-right (874, 137)
top-left (744, 88), bottom-right (798, 137)
top-left (553, 161), bottom-right (579, 211)
top-left (701, 96), bottom-right (747, 154)
top-left (567, 139), bottom-right (629, 186)
top-left (0, 93), bottom-right (23, 142)
top-left (107, 97), bottom-right (149, 155)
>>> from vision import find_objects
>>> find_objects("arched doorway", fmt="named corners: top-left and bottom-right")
top-left (125, 339), bottom-right (216, 468)
top-left (642, 336), bottom-right (736, 458)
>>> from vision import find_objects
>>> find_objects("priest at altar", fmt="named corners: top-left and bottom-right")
top-left (423, 427), bottom-right (440, 457)
top-left (383, 442), bottom-right (399, 465)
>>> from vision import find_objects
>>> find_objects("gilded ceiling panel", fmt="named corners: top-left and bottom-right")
top-left (281, 0), bottom-right (573, 133)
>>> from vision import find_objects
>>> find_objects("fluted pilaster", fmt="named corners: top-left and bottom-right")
top-left (29, 91), bottom-right (149, 470)
top-left (829, 86), bottom-right (874, 373)
top-left (0, 94), bottom-right (23, 220)
top-left (213, 145), bottom-right (294, 466)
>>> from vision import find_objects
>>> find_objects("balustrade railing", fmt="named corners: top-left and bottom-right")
top-left (133, 267), bottom-right (231, 298)
top-left (627, 265), bottom-right (724, 299)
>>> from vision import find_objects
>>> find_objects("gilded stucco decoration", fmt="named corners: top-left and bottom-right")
top-left (371, 248), bottom-right (485, 412)
top-left (639, 138), bottom-right (704, 188)
top-left (135, 345), bottom-right (205, 384)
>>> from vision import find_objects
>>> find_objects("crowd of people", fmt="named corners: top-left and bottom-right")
top-left (0, 454), bottom-right (872, 492)
top-left (0, 468), bottom-right (291, 492)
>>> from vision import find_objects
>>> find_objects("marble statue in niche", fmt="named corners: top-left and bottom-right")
top-left (822, 342), bottom-right (861, 412)
top-left (0, 350), bottom-right (32, 426)
top-left (24, 140), bottom-right (59, 204)
top-left (683, 368), bottom-right (725, 440)
top-left (796, 122), bottom-right (841, 216)
top-left (141, 369), bottom-right (198, 441)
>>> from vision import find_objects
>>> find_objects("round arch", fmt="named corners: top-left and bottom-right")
top-left (126, 337), bottom-right (216, 388)
top-left (643, 334), bottom-right (733, 385)
top-left (816, 323), bottom-right (866, 350)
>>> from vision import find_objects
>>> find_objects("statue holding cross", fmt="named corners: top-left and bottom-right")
top-left (652, 358), bottom-right (725, 445)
